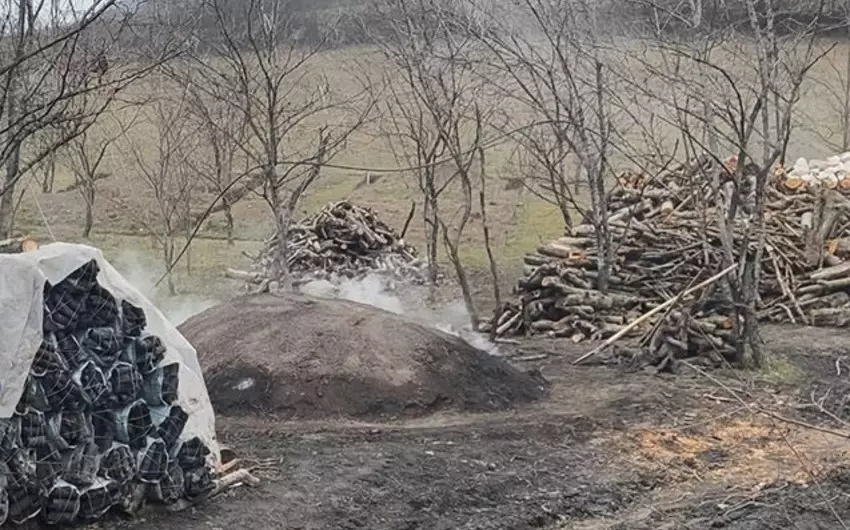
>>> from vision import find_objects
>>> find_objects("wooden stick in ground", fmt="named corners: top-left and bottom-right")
top-left (573, 264), bottom-right (737, 365)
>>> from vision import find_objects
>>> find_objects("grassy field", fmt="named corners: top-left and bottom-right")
top-left (11, 39), bottom-right (850, 318)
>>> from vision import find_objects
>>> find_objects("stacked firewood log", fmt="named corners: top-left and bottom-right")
top-left (0, 237), bottom-right (38, 254)
top-left (0, 260), bottom-right (214, 526)
top-left (233, 201), bottom-right (428, 290)
top-left (487, 154), bottom-right (850, 363)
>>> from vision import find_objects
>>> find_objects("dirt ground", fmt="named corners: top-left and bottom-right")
top-left (99, 324), bottom-right (850, 530)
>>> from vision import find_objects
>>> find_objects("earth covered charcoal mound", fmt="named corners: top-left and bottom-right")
top-left (180, 294), bottom-right (548, 419)
top-left (0, 258), bottom-right (214, 527)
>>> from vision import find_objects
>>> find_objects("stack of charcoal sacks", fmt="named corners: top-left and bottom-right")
top-left (0, 258), bottom-right (215, 526)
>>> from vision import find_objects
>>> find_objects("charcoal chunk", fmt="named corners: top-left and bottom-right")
top-left (91, 409), bottom-right (117, 452)
top-left (136, 437), bottom-right (168, 484)
top-left (63, 442), bottom-right (99, 487)
top-left (151, 405), bottom-right (188, 449)
top-left (184, 465), bottom-right (214, 499)
top-left (134, 335), bottom-right (166, 373)
top-left (6, 451), bottom-right (40, 524)
top-left (80, 285), bottom-right (119, 328)
top-left (42, 481), bottom-right (81, 525)
top-left (115, 400), bottom-right (152, 449)
top-left (109, 362), bottom-right (144, 406)
top-left (150, 462), bottom-right (184, 504)
top-left (143, 363), bottom-right (180, 406)
top-left (121, 300), bottom-right (147, 338)
top-left (6, 450), bottom-right (38, 494)
top-left (42, 288), bottom-right (84, 332)
top-left (20, 377), bottom-right (49, 412)
top-left (57, 260), bottom-right (100, 293)
top-left (46, 410), bottom-right (91, 450)
top-left (19, 409), bottom-right (47, 447)
top-left (7, 485), bottom-right (40, 525)
top-left (78, 479), bottom-right (120, 522)
top-left (30, 340), bottom-right (67, 377)
top-left (98, 443), bottom-right (135, 483)
top-left (41, 370), bottom-right (86, 412)
top-left (0, 419), bottom-right (20, 460)
top-left (174, 437), bottom-right (211, 471)
top-left (79, 327), bottom-right (122, 367)
top-left (54, 332), bottom-right (87, 369)
top-left (115, 481), bottom-right (147, 516)
top-left (34, 445), bottom-right (63, 487)
top-left (74, 361), bottom-right (112, 409)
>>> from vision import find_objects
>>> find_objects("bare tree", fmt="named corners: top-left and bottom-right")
top-left (802, 3), bottom-right (850, 154)
top-left (0, 0), bottom-right (190, 237)
top-left (62, 106), bottom-right (139, 238)
top-left (633, 0), bottom-right (831, 366)
top-left (0, 0), bottom-right (120, 236)
top-left (189, 0), bottom-right (373, 284)
top-left (118, 79), bottom-right (197, 295)
top-left (373, 0), bottom-right (484, 287)
top-left (469, 0), bottom-right (619, 292)
top-left (372, 0), bottom-right (502, 325)
top-left (181, 74), bottom-right (248, 245)
top-left (33, 126), bottom-right (60, 193)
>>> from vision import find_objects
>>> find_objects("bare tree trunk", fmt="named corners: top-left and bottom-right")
top-left (479, 145), bottom-right (502, 339)
top-left (0, 140), bottom-right (22, 238)
top-left (444, 229), bottom-right (480, 330)
top-left (185, 188), bottom-right (191, 275)
top-left (587, 61), bottom-right (612, 293)
top-left (42, 154), bottom-right (55, 193)
top-left (0, 70), bottom-right (21, 238)
top-left (82, 183), bottom-right (95, 238)
top-left (843, 24), bottom-right (850, 150)
top-left (424, 179), bottom-right (439, 284)
top-left (266, 161), bottom-right (292, 284)
top-left (223, 197), bottom-right (234, 245)
top-left (441, 166), bottom-right (479, 330)
top-left (164, 232), bottom-right (176, 295)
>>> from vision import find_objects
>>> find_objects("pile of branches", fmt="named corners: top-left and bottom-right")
top-left (0, 260), bottom-right (214, 526)
top-left (237, 201), bottom-right (428, 289)
top-left (487, 155), bottom-right (850, 364)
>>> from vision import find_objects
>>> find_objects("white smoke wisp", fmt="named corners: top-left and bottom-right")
top-left (111, 250), bottom-right (219, 326)
top-left (298, 273), bottom-right (501, 356)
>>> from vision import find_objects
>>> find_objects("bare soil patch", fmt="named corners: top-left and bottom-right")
top-left (91, 323), bottom-right (850, 530)
top-left (179, 293), bottom-right (549, 420)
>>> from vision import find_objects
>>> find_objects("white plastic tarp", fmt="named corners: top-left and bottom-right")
top-left (0, 242), bottom-right (218, 463)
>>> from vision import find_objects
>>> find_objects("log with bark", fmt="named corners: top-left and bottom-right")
top-left (242, 201), bottom-right (429, 291)
top-left (0, 236), bottom-right (38, 254)
top-left (488, 154), bottom-right (850, 365)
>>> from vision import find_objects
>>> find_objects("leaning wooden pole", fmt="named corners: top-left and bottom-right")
top-left (573, 264), bottom-right (737, 365)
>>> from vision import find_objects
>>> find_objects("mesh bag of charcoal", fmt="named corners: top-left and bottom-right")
top-left (0, 243), bottom-right (218, 526)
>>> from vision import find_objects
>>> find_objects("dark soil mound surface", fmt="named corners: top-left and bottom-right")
top-left (179, 294), bottom-right (548, 419)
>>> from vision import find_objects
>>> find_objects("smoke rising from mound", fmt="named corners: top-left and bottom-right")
top-left (113, 250), bottom-right (218, 326)
top-left (300, 273), bottom-right (500, 355)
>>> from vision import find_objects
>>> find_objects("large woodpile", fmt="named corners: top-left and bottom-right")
top-left (487, 154), bottom-right (850, 363)
top-left (235, 201), bottom-right (428, 290)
